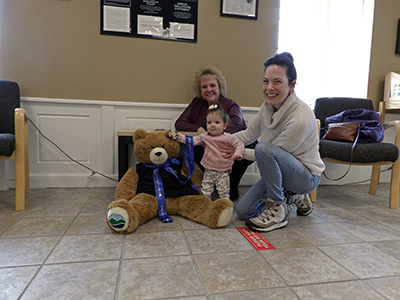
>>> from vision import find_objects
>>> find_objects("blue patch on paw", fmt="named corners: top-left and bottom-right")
top-left (108, 213), bottom-right (126, 229)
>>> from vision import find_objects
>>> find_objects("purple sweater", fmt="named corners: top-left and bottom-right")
top-left (175, 97), bottom-right (247, 134)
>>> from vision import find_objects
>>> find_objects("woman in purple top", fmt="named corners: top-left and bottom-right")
top-left (175, 65), bottom-right (254, 200)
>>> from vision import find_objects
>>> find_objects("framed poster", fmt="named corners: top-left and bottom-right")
top-left (220, 0), bottom-right (258, 20)
top-left (101, 0), bottom-right (198, 43)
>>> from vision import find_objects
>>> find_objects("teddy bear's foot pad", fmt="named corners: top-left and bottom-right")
top-left (107, 207), bottom-right (129, 231)
top-left (217, 206), bottom-right (233, 227)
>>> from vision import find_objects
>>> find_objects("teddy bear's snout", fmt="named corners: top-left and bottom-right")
top-left (150, 147), bottom-right (168, 165)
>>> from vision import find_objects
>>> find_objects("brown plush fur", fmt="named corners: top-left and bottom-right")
top-left (106, 129), bottom-right (233, 234)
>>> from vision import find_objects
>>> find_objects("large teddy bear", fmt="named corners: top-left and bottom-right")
top-left (106, 129), bottom-right (234, 234)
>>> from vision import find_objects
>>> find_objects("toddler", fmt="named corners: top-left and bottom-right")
top-left (175, 105), bottom-right (244, 199)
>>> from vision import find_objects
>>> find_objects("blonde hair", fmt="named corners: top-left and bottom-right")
top-left (192, 65), bottom-right (227, 99)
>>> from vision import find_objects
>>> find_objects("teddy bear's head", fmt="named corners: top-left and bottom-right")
top-left (133, 129), bottom-right (181, 165)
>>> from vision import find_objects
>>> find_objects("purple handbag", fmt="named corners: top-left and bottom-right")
top-left (324, 109), bottom-right (384, 143)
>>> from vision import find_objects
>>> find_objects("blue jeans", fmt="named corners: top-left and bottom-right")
top-left (235, 142), bottom-right (321, 220)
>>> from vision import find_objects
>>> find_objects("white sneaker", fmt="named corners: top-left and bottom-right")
top-left (292, 194), bottom-right (314, 216)
top-left (245, 199), bottom-right (290, 232)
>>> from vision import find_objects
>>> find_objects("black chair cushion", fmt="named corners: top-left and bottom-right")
top-left (0, 80), bottom-right (20, 134)
top-left (319, 140), bottom-right (399, 163)
top-left (0, 134), bottom-right (15, 157)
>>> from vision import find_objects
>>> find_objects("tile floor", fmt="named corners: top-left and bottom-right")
top-left (1, 184), bottom-right (400, 300)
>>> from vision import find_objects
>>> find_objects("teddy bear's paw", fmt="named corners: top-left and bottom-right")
top-left (217, 205), bottom-right (233, 227)
top-left (107, 207), bottom-right (129, 232)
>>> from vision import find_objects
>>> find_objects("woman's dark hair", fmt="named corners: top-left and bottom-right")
top-left (207, 104), bottom-right (230, 124)
top-left (263, 52), bottom-right (297, 84)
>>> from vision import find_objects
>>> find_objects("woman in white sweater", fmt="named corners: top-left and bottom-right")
top-left (234, 52), bottom-right (325, 232)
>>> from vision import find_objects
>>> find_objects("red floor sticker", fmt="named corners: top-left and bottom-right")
top-left (237, 227), bottom-right (276, 250)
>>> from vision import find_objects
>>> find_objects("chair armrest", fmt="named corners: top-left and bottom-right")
top-left (15, 108), bottom-right (28, 136)
top-left (383, 121), bottom-right (399, 129)
top-left (383, 120), bottom-right (400, 150)
top-left (14, 108), bottom-right (29, 152)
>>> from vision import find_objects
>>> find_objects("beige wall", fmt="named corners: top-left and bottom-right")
top-left (368, 0), bottom-right (400, 107)
top-left (2, 1), bottom-right (399, 109)
top-left (0, 0), bottom-right (279, 107)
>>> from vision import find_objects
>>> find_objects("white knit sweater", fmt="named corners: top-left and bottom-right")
top-left (235, 92), bottom-right (325, 175)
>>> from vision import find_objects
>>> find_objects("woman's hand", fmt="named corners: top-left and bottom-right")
top-left (231, 154), bottom-right (243, 161)
top-left (220, 144), bottom-right (235, 159)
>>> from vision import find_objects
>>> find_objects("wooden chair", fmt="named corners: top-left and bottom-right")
top-left (0, 80), bottom-right (30, 210)
top-left (312, 97), bottom-right (400, 209)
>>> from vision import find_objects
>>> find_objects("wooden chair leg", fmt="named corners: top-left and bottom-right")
top-left (24, 118), bottom-right (30, 193)
top-left (310, 188), bottom-right (317, 203)
top-left (389, 162), bottom-right (400, 209)
top-left (15, 146), bottom-right (25, 211)
top-left (14, 108), bottom-right (27, 210)
top-left (369, 165), bottom-right (380, 195)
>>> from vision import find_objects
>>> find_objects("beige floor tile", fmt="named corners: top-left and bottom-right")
top-left (332, 219), bottom-right (400, 241)
top-left (364, 276), bottom-right (400, 300)
top-left (24, 188), bottom-right (61, 200)
top-left (21, 261), bottom-right (119, 300)
top-left (185, 228), bottom-right (253, 254)
top-left (292, 280), bottom-right (387, 299)
top-left (0, 266), bottom-right (40, 300)
top-left (66, 215), bottom-right (112, 235)
top-left (286, 211), bottom-right (326, 225)
top-left (46, 234), bottom-right (124, 263)
top-left (261, 247), bottom-right (357, 285)
top-left (370, 240), bottom-right (400, 260)
top-left (195, 251), bottom-right (286, 294)
top-left (118, 256), bottom-right (204, 299)
top-left (0, 236), bottom-right (60, 267)
top-left (290, 222), bottom-right (363, 246)
top-left (0, 188), bottom-right (15, 200)
top-left (230, 215), bottom-right (247, 228)
top-left (312, 206), bottom-right (366, 222)
top-left (374, 219), bottom-right (400, 232)
top-left (123, 230), bottom-right (190, 258)
top-left (319, 243), bottom-right (400, 279)
top-left (0, 202), bottom-right (27, 218)
top-left (260, 227), bottom-right (313, 249)
top-left (3, 216), bottom-right (74, 237)
top-left (314, 185), bottom-right (344, 197)
top-left (169, 297), bottom-right (207, 300)
top-left (86, 187), bottom-right (115, 199)
top-left (209, 287), bottom-right (298, 300)
top-left (23, 199), bottom-right (85, 217)
top-left (0, 215), bottom-right (25, 235)
top-left (79, 196), bottom-right (114, 215)
top-left (317, 194), bottom-right (369, 208)
top-left (27, 188), bottom-right (91, 203)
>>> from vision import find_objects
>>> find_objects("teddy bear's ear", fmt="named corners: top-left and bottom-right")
top-left (164, 130), bottom-right (170, 138)
top-left (133, 129), bottom-right (148, 142)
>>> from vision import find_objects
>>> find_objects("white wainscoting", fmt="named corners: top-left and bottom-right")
top-left (1, 97), bottom-right (261, 189)
top-left (1, 97), bottom-right (395, 190)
